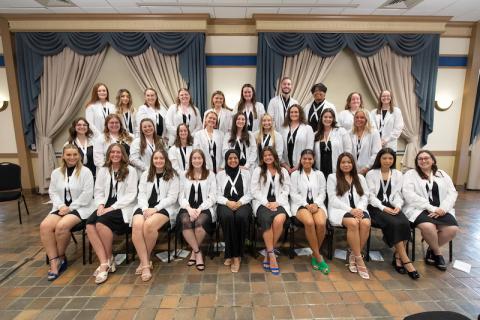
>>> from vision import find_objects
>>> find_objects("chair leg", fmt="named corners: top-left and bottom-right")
top-left (449, 240), bottom-right (453, 262)
top-left (289, 223), bottom-right (295, 259)
top-left (327, 226), bottom-right (334, 260)
top-left (82, 229), bottom-right (86, 265)
top-left (71, 232), bottom-right (78, 244)
top-left (411, 227), bottom-right (416, 262)
top-left (22, 194), bottom-right (30, 215)
top-left (125, 232), bottom-right (130, 264)
top-left (17, 200), bottom-right (22, 224)
top-left (251, 218), bottom-right (257, 258)
top-left (167, 228), bottom-right (171, 263)
top-left (365, 229), bottom-right (371, 262)
top-left (88, 242), bottom-right (93, 264)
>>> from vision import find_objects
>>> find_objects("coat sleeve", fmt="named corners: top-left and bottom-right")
top-left (129, 139), bottom-right (146, 171)
top-left (366, 171), bottom-right (385, 211)
top-left (305, 125), bottom-right (315, 150)
top-left (327, 175), bottom-right (352, 213)
top-left (389, 108), bottom-right (404, 142)
top-left (278, 169), bottom-right (291, 208)
top-left (165, 105), bottom-right (177, 136)
top-left (156, 176), bottom-right (180, 211)
top-left (357, 175), bottom-right (370, 211)
top-left (137, 172), bottom-right (149, 211)
top-left (193, 107), bottom-right (203, 134)
top-left (178, 176), bottom-right (190, 209)
top-left (48, 171), bottom-right (65, 209)
top-left (93, 137), bottom-right (106, 168)
top-left (69, 170), bottom-right (94, 211)
top-left (111, 169), bottom-right (138, 210)
top-left (368, 131), bottom-right (382, 169)
top-left (402, 170), bottom-right (436, 213)
top-left (391, 171), bottom-right (404, 209)
top-left (290, 172), bottom-right (307, 209)
top-left (275, 131), bottom-right (284, 161)
top-left (238, 171), bottom-right (252, 205)
top-left (135, 106), bottom-right (147, 136)
top-left (439, 171), bottom-right (458, 213)
top-left (168, 147), bottom-right (180, 173)
top-left (199, 173), bottom-right (217, 211)
top-left (245, 133), bottom-right (257, 169)
top-left (313, 172), bottom-right (327, 208)
top-left (341, 128), bottom-right (353, 153)
top-left (94, 168), bottom-right (107, 207)
top-left (216, 173), bottom-right (229, 206)
top-left (85, 105), bottom-right (100, 137)
top-left (251, 168), bottom-right (269, 207)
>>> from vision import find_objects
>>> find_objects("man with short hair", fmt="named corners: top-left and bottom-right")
top-left (303, 83), bottom-right (336, 132)
top-left (267, 77), bottom-right (299, 131)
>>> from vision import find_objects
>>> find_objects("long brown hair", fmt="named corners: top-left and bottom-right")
top-left (174, 123), bottom-right (193, 148)
top-left (210, 90), bottom-right (232, 111)
top-left (229, 113), bottom-right (250, 146)
top-left (344, 92), bottom-right (364, 110)
top-left (147, 149), bottom-right (177, 182)
top-left (104, 143), bottom-right (130, 182)
top-left (60, 144), bottom-right (83, 177)
top-left (144, 87), bottom-right (161, 110)
top-left (86, 83), bottom-right (109, 108)
top-left (335, 152), bottom-right (364, 196)
top-left (139, 118), bottom-right (165, 156)
top-left (237, 84), bottom-right (258, 119)
top-left (314, 108), bottom-right (337, 142)
top-left (68, 117), bottom-right (94, 143)
top-left (282, 104), bottom-right (306, 128)
top-left (415, 150), bottom-right (440, 179)
top-left (115, 88), bottom-right (134, 113)
top-left (259, 146), bottom-right (284, 186)
top-left (103, 114), bottom-right (133, 144)
top-left (186, 149), bottom-right (209, 180)
top-left (175, 88), bottom-right (198, 116)
top-left (376, 90), bottom-right (394, 114)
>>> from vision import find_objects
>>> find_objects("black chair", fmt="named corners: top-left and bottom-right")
top-left (404, 311), bottom-right (469, 320)
top-left (325, 221), bottom-right (371, 261)
top-left (0, 162), bottom-right (30, 224)
top-left (409, 223), bottom-right (453, 262)
top-left (251, 215), bottom-right (291, 259)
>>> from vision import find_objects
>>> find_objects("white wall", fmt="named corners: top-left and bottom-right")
top-left (0, 35), bottom-right (17, 153)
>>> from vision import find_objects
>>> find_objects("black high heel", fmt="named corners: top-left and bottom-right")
top-left (403, 261), bottom-right (420, 280)
top-left (391, 253), bottom-right (406, 274)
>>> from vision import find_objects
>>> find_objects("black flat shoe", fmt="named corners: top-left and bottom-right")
top-left (403, 261), bottom-right (420, 280)
top-left (425, 247), bottom-right (435, 265)
top-left (434, 254), bottom-right (447, 271)
top-left (392, 253), bottom-right (406, 274)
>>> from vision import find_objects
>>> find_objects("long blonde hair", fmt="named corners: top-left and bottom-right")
top-left (352, 109), bottom-right (373, 134)
top-left (60, 144), bottom-right (83, 177)
top-left (256, 113), bottom-right (276, 147)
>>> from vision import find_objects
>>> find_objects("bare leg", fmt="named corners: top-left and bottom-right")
top-left (144, 214), bottom-right (169, 257)
top-left (417, 222), bottom-right (440, 254)
top-left (40, 214), bottom-right (61, 273)
top-left (437, 225), bottom-right (458, 247)
top-left (86, 223), bottom-right (110, 272)
top-left (296, 209), bottom-right (321, 261)
top-left (359, 218), bottom-right (371, 251)
top-left (312, 209), bottom-right (327, 261)
top-left (269, 214), bottom-right (286, 270)
top-left (54, 214), bottom-right (81, 257)
top-left (132, 215), bottom-right (147, 269)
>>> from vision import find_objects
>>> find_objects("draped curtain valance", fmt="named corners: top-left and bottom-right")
top-left (256, 32), bottom-right (439, 146)
top-left (15, 32), bottom-right (206, 146)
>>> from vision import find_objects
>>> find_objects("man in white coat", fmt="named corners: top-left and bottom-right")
top-left (303, 83), bottom-right (336, 133)
top-left (267, 77), bottom-right (298, 131)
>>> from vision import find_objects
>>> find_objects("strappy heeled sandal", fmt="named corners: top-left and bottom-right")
top-left (403, 261), bottom-right (420, 280)
top-left (135, 261), bottom-right (152, 275)
top-left (348, 251), bottom-right (358, 273)
top-left (268, 251), bottom-right (280, 275)
top-left (47, 257), bottom-right (60, 281)
top-left (194, 250), bottom-right (205, 271)
top-left (141, 265), bottom-right (152, 282)
top-left (95, 263), bottom-right (111, 284)
top-left (355, 256), bottom-right (369, 280)
top-left (314, 257), bottom-right (330, 275)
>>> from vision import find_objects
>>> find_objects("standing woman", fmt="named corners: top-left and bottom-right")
top-left (208, 90), bottom-right (233, 134)
top-left (87, 144), bottom-right (138, 284)
top-left (169, 123), bottom-right (194, 175)
top-left (234, 83), bottom-right (266, 132)
top-left (67, 117), bottom-right (96, 177)
top-left (135, 88), bottom-right (168, 143)
top-left (166, 88), bottom-right (203, 145)
top-left (402, 150), bottom-right (459, 271)
top-left (290, 149), bottom-right (329, 274)
top-left (254, 113), bottom-right (283, 163)
top-left (40, 144), bottom-right (95, 280)
top-left (193, 110), bottom-right (223, 174)
top-left (366, 148), bottom-right (419, 279)
top-left (350, 109), bottom-right (382, 175)
top-left (216, 150), bottom-right (253, 272)
top-left (223, 113), bottom-right (257, 172)
top-left (251, 147), bottom-right (291, 275)
top-left (327, 152), bottom-right (371, 279)
top-left (130, 118), bottom-right (166, 178)
top-left (314, 108), bottom-right (352, 179)
top-left (280, 104), bottom-right (314, 174)
top-left (132, 149), bottom-right (179, 281)
top-left (115, 89), bottom-right (136, 136)
top-left (85, 83), bottom-right (116, 137)
top-left (337, 92), bottom-right (364, 132)
top-left (93, 114), bottom-right (133, 170)
top-left (177, 149), bottom-right (217, 271)
top-left (370, 90), bottom-right (404, 151)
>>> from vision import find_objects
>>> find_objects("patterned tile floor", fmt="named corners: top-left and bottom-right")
top-left (0, 191), bottom-right (480, 319)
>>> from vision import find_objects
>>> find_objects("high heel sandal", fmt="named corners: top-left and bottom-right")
top-left (313, 257), bottom-right (330, 275)
top-left (262, 252), bottom-right (270, 271)
top-left (268, 251), bottom-right (280, 276)
top-left (47, 257), bottom-right (60, 281)
top-left (95, 263), bottom-right (111, 284)
top-left (224, 258), bottom-right (232, 266)
top-left (403, 261), bottom-right (420, 280)
top-left (194, 250), bottom-right (205, 271)
top-left (187, 251), bottom-right (196, 267)
top-left (348, 251), bottom-right (357, 273)
top-left (392, 253), bottom-right (406, 274)
top-left (136, 261), bottom-right (152, 275)
top-left (141, 265), bottom-right (153, 282)
top-left (58, 256), bottom-right (68, 274)
top-left (355, 256), bottom-right (370, 280)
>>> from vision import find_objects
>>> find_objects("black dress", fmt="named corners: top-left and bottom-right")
top-left (342, 184), bottom-right (369, 220)
top-left (133, 173), bottom-right (169, 217)
top-left (257, 174), bottom-right (288, 230)
top-left (319, 141), bottom-right (332, 179)
top-left (177, 181), bottom-right (215, 235)
top-left (413, 181), bottom-right (458, 227)
top-left (287, 127), bottom-right (299, 168)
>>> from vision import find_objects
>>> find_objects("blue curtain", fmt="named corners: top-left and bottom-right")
top-left (471, 73), bottom-right (480, 144)
top-left (15, 32), bottom-right (206, 147)
top-left (256, 32), bottom-right (439, 146)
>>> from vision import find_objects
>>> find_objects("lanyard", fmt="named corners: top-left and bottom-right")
top-left (75, 138), bottom-right (88, 165)
top-left (111, 170), bottom-right (118, 198)
top-left (235, 137), bottom-right (246, 160)
top-left (323, 129), bottom-right (332, 152)
top-left (304, 171), bottom-right (314, 202)
top-left (227, 170), bottom-right (241, 197)
top-left (380, 170), bottom-right (392, 202)
top-left (123, 111), bottom-right (131, 129)
top-left (64, 169), bottom-right (74, 203)
top-left (262, 133), bottom-right (271, 149)
top-left (355, 131), bottom-right (365, 160)
top-left (101, 104), bottom-right (109, 119)
top-left (182, 109), bottom-right (191, 125)
top-left (193, 181), bottom-right (200, 202)
top-left (281, 96), bottom-right (290, 115)
top-left (205, 130), bottom-right (215, 158)
top-left (288, 125), bottom-right (299, 144)
top-left (180, 146), bottom-right (187, 170)
top-left (154, 174), bottom-right (162, 203)
top-left (267, 171), bottom-right (276, 197)
top-left (425, 172), bottom-right (434, 202)
top-left (146, 139), bottom-right (155, 154)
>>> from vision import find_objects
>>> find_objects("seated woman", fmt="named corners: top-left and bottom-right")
top-left (40, 144), bottom-right (95, 280)
top-left (402, 150), bottom-right (459, 271)
top-left (132, 149), bottom-right (179, 281)
top-left (87, 143), bottom-right (138, 284)
top-left (327, 152), bottom-right (371, 279)
top-left (216, 150), bottom-right (253, 273)
top-left (251, 146), bottom-right (291, 275)
top-left (290, 149), bottom-right (329, 274)
top-left (366, 148), bottom-right (419, 279)
top-left (177, 149), bottom-right (217, 271)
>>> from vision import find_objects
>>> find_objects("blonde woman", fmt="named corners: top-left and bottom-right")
top-left (254, 113), bottom-right (283, 163)
top-left (115, 89), bottom-right (136, 136)
top-left (350, 109), bottom-right (382, 175)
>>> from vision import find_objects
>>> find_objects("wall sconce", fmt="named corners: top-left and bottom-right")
top-left (435, 99), bottom-right (454, 111)
top-left (0, 100), bottom-right (8, 112)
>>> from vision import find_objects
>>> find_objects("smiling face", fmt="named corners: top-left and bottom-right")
top-left (75, 119), bottom-right (89, 135)
top-left (380, 152), bottom-right (394, 170)
top-left (205, 112), bottom-right (218, 128)
top-left (339, 155), bottom-right (353, 174)
top-left (261, 115), bottom-right (273, 131)
top-left (97, 85), bottom-right (108, 101)
top-left (281, 78), bottom-right (292, 95)
top-left (212, 94), bottom-right (224, 108)
top-left (179, 89), bottom-right (190, 105)
top-left (321, 111), bottom-right (333, 128)
top-left (380, 90), bottom-right (391, 107)
top-left (227, 153), bottom-right (239, 168)
top-left (242, 87), bottom-right (253, 102)
top-left (178, 124), bottom-right (189, 140)
top-left (289, 106), bottom-right (300, 122)
top-left (262, 150), bottom-right (274, 165)
top-left (313, 89), bottom-right (326, 102)
top-left (107, 117), bottom-right (121, 134)
top-left (236, 114), bottom-right (246, 129)
top-left (141, 120), bottom-right (155, 137)
top-left (349, 93), bottom-right (361, 111)
top-left (120, 91), bottom-right (130, 106)
top-left (191, 151), bottom-right (204, 169)
top-left (145, 89), bottom-right (157, 107)
top-left (354, 111), bottom-right (367, 128)
top-left (63, 147), bottom-right (80, 167)
top-left (300, 153), bottom-right (314, 170)
top-left (109, 146), bottom-right (123, 164)
top-left (417, 152), bottom-right (434, 171)
top-left (152, 151), bottom-right (166, 170)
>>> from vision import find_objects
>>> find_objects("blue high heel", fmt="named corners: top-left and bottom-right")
top-left (47, 257), bottom-right (60, 281)
top-left (267, 251), bottom-right (280, 276)
top-left (58, 256), bottom-right (68, 274)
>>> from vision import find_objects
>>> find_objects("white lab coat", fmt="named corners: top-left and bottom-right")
top-left (222, 132), bottom-right (257, 171)
top-left (233, 102), bottom-right (266, 132)
top-left (166, 104), bottom-right (203, 146)
top-left (280, 124), bottom-right (314, 168)
top-left (85, 101), bottom-right (116, 137)
top-left (48, 166), bottom-right (95, 220)
top-left (136, 171), bottom-right (180, 224)
top-left (94, 166), bottom-right (138, 224)
top-left (93, 133), bottom-right (134, 170)
top-left (129, 137), bottom-right (165, 179)
top-left (369, 107), bottom-right (404, 151)
top-left (117, 110), bottom-right (137, 136)
top-left (205, 108), bottom-right (233, 134)
top-left (253, 130), bottom-right (284, 163)
top-left (178, 172), bottom-right (217, 221)
top-left (267, 95), bottom-right (299, 131)
top-left (402, 169), bottom-right (457, 223)
top-left (303, 99), bottom-right (336, 131)
top-left (193, 129), bottom-right (224, 172)
top-left (135, 104), bottom-right (168, 140)
top-left (250, 167), bottom-right (291, 216)
top-left (337, 110), bottom-right (357, 132)
top-left (168, 145), bottom-right (193, 176)
top-left (313, 127), bottom-right (352, 173)
top-left (216, 169), bottom-right (252, 205)
top-left (327, 174), bottom-right (370, 226)
top-left (365, 169), bottom-right (404, 211)
top-left (350, 130), bottom-right (382, 171)
top-left (290, 169), bottom-right (327, 216)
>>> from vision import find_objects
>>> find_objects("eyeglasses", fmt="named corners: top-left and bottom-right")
top-left (417, 157), bottom-right (432, 161)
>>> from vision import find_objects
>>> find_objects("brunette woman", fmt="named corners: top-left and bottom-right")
top-left (234, 83), bottom-right (266, 132)
top-left (223, 112), bottom-right (257, 172)
top-left (85, 83), bottom-right (116, 137)
top-left (168, 123), bottom-right (194, 175)
top-left (208, 90), bottom-right (233, 134)
top-left (136, 88), bottom-right (168, 142)
top-left (337, 92), bottom-right (364, 132)
top-left (166, 88), bottom-right (203, 145)
top-left (115, 88), bottom-right (136, 135)
top-left (67, 117), bottom-right (96, 176)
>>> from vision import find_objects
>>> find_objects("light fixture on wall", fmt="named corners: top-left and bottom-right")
top-left (0, 100), bottom-right (8, 112)
top-left (435, 98), bottom-right (454, 111)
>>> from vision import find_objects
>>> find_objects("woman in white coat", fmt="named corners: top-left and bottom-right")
top-left (254, 113), bottom-right (283, 163)
top-left (223, 112), bottom-right (257, 172)
top-left (402, 150), bottom-right (459, 271)
top-left (168, 123), bottom-right (194, 175)
top-left (369, 90), bottom-right (404, 151)
top-left (67, 117), bottom-right (96, 177)
top-left (234, 84), bottom-right (266, 132)
top-left (290, 149), bottom-right (329, 274)
top-left (115, 89), bottom-right (136, 136)
top-left (366, 148), bottom-right (419, 279)
top-left (350, 109), bottom-right (382, 175)
top-left (130, 118), bottom-right (166, 179)
top-left (86, 144), bottom-right (138, 284)
top-left (85, 83), bottom-right (116, 137)
top-left (193, 110), bottom-right (223, 173)
top-left (314, 108), bottom-right (352, 179)
top-left (40, 144), bottom-right (95, 280)
top-left (132, 149), bottom-right (179, 281)
top-left (327, 152), bottom-right (371, 279)
top-left (166, 88), bottom-right (203, 145)
top-left (280, 104), bottom-right (314, 174)
top-left (216, 150), bottom-right (253, 272)
top-left (177, 149), bottom-right (217, 271)
top-left (207, 90), bottom-right (233, 134)
top-left (135, 88), bottom-right (168, 143)
top-left (251, 146), bottom-right (290, 276)
top-left (337, 92), bottom-right (365, 132)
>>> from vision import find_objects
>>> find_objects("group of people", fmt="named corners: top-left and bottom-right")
top-left (39, 78), bottom-right (459, 285)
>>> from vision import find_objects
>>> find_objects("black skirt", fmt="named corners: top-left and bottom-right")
top-left (413, 210), bottom-right (458, 227)
top-left (256, 205), bottom-right (287, 230)
top-left (51, 209), bottom-right (82, 221)
top-left (86, 209), bottom-right (129, 235)
top-left (133, 208), bottom-right (169, 218)
top-left (176, 208), bottom-right (215, 235)
top-left (367, 205), bottom-right (411, 247)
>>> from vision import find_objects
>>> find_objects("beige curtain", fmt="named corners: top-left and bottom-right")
top-left (36, 47), bottom-right (107, 193)
top-left (356, 46), bottom-right (420, 170)
top-left (124, 47), bottom-right (186, 107)
top-left (467, 137), bottom-right (480, 189)
top-left (278, 49), bottom-right (338, 106)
